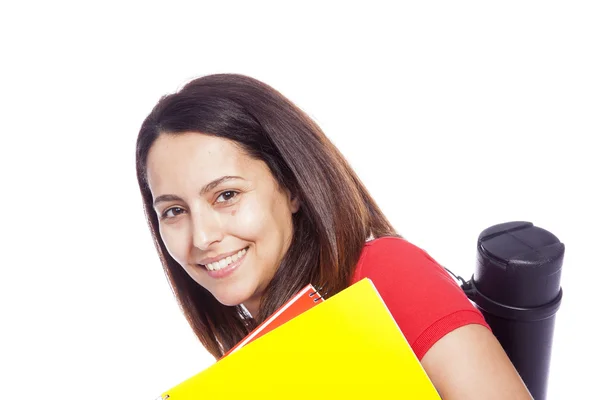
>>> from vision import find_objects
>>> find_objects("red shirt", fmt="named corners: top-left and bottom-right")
top-left (351, 236), bottom-right (490, 360)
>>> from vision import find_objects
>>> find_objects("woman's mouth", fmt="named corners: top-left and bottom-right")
top-left (200, 246), bottom-right (249, 279)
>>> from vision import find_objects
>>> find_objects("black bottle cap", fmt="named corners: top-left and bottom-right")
top-left (474, 221), bottom-right (564, 308)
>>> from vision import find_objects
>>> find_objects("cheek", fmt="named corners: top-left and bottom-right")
top-left (227, 198), bottom-right (275, 238)
top-left (159, 223), bottom-right (191, 263)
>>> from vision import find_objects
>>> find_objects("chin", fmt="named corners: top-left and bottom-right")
top-left (211, 287), bottom-right (253, 308)
top-left (215, 297), bottom-right (246, 308)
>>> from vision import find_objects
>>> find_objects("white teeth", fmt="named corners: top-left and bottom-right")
top-left (205, 248), bottom-right (247, 271)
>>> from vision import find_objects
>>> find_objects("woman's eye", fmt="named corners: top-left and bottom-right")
top-left (162, 207), bottom-right (185, 219)
top-left (216, 191), bottom-right (238, 204)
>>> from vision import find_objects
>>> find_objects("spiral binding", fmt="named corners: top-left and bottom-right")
top-left (309, 285), bottom-right (328, 302)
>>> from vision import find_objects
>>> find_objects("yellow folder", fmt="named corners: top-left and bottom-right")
top-left (158, 278), bottom-right (441, 399)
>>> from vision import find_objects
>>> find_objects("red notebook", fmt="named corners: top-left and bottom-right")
top-left (222, 284), bottom-right (324, 358)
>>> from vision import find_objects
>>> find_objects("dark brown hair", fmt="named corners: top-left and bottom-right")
top-left (136, 73), bottom-right (399, 359)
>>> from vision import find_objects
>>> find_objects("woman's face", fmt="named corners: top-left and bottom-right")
top-left (146, 132), bottom-right (300, 316)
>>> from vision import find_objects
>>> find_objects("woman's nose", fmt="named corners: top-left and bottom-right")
top-left (191, 211), bottom-right (224, 250)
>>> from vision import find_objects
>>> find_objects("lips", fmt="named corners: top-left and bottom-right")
top-left (199, 246), bottom-right (249, 279)
top-left (200, 247), bottom-right (248, 269)
top-left (199, 246), bottom-right (248, 266)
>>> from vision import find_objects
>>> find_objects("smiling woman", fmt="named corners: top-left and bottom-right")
top-left (135, 73), bottom-right (533, 399)
top-left (135, 74), bottom-right (386, 359)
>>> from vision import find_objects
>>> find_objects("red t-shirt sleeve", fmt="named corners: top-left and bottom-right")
top-left (352, 237), bottom-right (491, 361)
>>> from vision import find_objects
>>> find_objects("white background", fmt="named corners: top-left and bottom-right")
top-left (1, 1), bottom-right (598, 399)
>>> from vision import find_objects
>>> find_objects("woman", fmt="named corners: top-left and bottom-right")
top-left (136, 73), bottom-right (532, 399)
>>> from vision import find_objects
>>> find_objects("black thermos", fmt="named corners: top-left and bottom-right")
top-left (464, 221), bottom-right (564, 400)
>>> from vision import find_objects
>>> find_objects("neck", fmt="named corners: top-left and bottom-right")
top-left (241, 300), bottom-right (259, 319)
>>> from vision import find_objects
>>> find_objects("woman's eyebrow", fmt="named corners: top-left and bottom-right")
top-left (153, 176), bottom-right (245, 207)
top-left (153, 194), bottom-right (183, 207)
top-left (199, 175), bottom-right (245, 195)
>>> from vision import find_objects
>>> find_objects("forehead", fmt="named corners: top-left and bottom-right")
top-left (146, 132), bottom-right (256, 194)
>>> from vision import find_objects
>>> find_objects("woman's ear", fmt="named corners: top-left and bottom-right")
top-left (290, 195), bottom-right (301, 214)
top-left (286, 188), bottom-right (301, 214)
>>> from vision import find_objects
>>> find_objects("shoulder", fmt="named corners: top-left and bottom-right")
top-left (352, 236), bottom-right (490, 360)
top-left (354, 236), bottom-right (440, 275)
top-left (353, 236), bottom-right (454, 288)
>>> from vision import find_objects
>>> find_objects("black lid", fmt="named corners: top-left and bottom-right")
top-left (474, 221), bottom-right (564, 308)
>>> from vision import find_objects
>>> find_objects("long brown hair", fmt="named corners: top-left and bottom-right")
top-left (136, 73), bottom-right (399, 359)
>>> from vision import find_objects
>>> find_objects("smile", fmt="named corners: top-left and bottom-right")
top-left (199, 247), bottom-right (249, 278)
